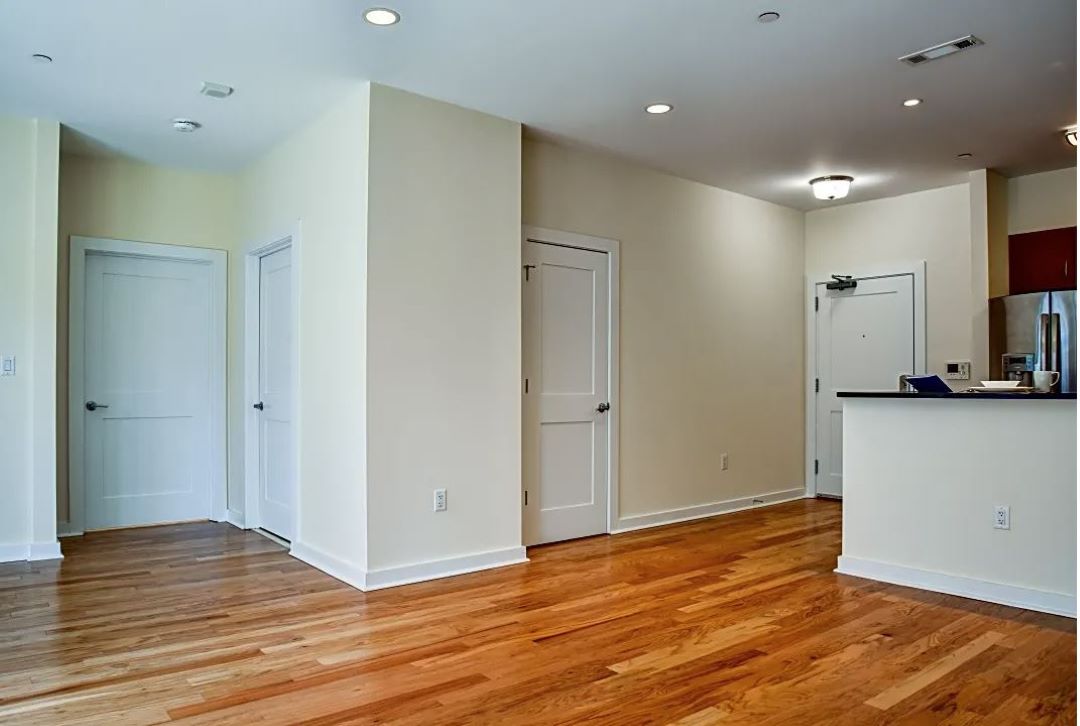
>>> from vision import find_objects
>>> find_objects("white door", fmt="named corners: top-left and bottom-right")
top-left (83, 253), bottom-right (213, 529)
top-left (523, 241), bottom-right (610, 545)
top-left (255, 246), bottom-right (294, 540)
top-left (815, 273), bottom-right (916, 498)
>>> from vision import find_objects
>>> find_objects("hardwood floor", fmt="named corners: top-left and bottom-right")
top-left (0, 500), bottom-right (1073, 724)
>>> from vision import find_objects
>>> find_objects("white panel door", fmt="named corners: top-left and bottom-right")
top-left (523, 241), bottom-right (610, 545)
top-left (815, 274), bottom-right (915, 498)
top-left (83, 253), bottom-right (213, 529)
top-left (256, 246), bottom-right (294, 540)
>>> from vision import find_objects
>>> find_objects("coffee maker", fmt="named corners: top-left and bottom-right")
top-left (1001, 353), bottom-right (1034, 387)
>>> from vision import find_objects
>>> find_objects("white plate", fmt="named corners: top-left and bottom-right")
top-left (979, 380), bottom-right (1021, 389)
top-left (968, 386), bottom-right (1035, 393)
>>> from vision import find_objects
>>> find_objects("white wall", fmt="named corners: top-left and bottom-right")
top-left (364, 84), bottom-right (523, 573)
top-left (805, 184), bottom-right (976, 385)
top-left (1007, 167), bottom-right (1077, 234)
top-left (839, 397), bottom-right (1076, 616)
top-left (523, 139), bottom-right (806, 522)
top-left (0, 116), bottom-right (60, 560)
top-left (239, 86), bottom-right (370, 571)
top-left (56, 154), bottom-right (240, 529)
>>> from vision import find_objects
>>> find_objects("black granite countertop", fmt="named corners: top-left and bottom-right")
top-left (838, 391), bottom-right (1077, 400)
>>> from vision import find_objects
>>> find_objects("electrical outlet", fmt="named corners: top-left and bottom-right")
top-left (720, 453), bottom-right (729, 471)
top-left (433, 488), bottom-right (447, 512)
top-left (994, 505), bottom-right (1010, 530)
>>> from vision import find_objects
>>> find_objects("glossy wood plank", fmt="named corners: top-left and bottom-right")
top-left (0, 500), bottom-right (1073, 724)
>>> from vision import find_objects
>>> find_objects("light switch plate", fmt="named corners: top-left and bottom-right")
top-left (0, 355), bottom-right (14, 377)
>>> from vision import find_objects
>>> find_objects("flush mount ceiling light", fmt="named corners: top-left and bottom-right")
top-left (363, 7), bottom-right (400, 25)
top-left (809, 175), bottom-right (854, 201)
top-left (757, 11), bottom-right (780, 23)
top-left (30, 53), bottom-right (53, 64)
top-left (1066, 129), bottom-right (1078, 147)
top-left (645, 103), bottom-right (673, 114)
top-left (172, 118), bottom-right (202, 133)
top-left (902, 98), bottom-right (922, 107)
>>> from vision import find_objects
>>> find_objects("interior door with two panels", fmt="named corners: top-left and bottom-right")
top-left (523, 241), bottom-right (610, 546)
top-left (815, 273), bottom-right (916, 498)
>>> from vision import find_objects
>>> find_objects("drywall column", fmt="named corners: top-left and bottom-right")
top-left (364, 84), bottom-right (524, 585)
top-left (0, 116), bottom-right (61, 562)
top-left (968, 170), bottom-right (994, 382)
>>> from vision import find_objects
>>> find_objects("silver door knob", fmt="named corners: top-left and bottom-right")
top-left (85, 401), bottom-right (109, 411)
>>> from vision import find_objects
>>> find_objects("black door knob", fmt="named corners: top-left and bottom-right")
top-left (253, 402), bottom-right (264, 411)
top-left (85, 401), bottom-right (109, 411)
top-left (597, 402), bottom-right (611, 413)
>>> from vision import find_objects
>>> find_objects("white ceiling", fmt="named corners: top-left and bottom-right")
top-left (1, 0), bottom-right (1075, 210)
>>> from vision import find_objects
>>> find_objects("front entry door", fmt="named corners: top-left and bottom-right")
top-left (83, 253), bottom-right (213, 529)
top-left (523, 240), bottom-right (610, 545)
top-left (255, 246), bottom-right (294, 540)
top-left (815, 273), bottom-right (916, 498)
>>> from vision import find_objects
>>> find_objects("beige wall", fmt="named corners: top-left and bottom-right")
top-left (805, 184), bottom-right (976, 385)
top-left (365, 85), bottom-right (522, 571)
top-left (56, 153), bottom-right (241, 527)
top-left (1007, 167), bottom-right (1077, 235)
top-left (239, 86), bottom-right (370, 568)
top-left (0, 116), bottom-right (59, 555)
top-left (523, 139), bottom-right (806, 519)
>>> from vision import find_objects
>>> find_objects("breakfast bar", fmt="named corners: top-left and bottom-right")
top-left (834, 391), bottom-right (1077, 617)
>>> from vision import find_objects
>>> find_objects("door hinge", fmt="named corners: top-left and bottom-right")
top-left (524, 490), bottom-right (528, 506)
top-left (523, 264), bottom-right (536, 281)
top-left (814, 297), bottom-right (819, 311)
top-left (815, 378), bottom-right (820, 393)
top-left (814, 459), bottom-right (819, 475)
top-left (524, 378), bottom-right (529, 394)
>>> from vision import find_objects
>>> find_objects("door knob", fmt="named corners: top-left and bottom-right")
top-left (85, 401), bottom-right (109, 411)
top-left (253, 402), bottom-right (264, 411)
top-left (597, 402), bottom-right (611, 413)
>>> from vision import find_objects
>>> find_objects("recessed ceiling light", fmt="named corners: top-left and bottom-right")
top-left (1066, 129), bottom-right (1078, 147)
top-left (30, 53), bottom-right (53, 64)
top-left (757, 11), bottom-right (780, 23)
top-left (956, 152), bottom-right (973, 158)
top-left (809, 175), bottom-right (854, 201)
top-left (902, 98), bottom-right (922, 107)
top-left (172, 118), bottom-right (202, 133)
top-left (364, 7), bottom-right (400, 25)
top-left (645, 103), bottom-right (673, 115)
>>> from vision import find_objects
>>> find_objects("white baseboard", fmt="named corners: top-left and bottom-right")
top-left (836, 555), bottom-right (1076, 619)
top-left (364, 546), bottom-right (528, 591)
top-left (289, 541), bottom-right (529, 592)
top-left (611, 487), bottom-right (807, 534)
top-left (29, 542), bottom-right (63, 561)
top-left (0, 542), bottom-right (64, 563)
top-left (290, 539), bottom-right (369, 591)
top-left (225, 509), bottom-right (246, 529)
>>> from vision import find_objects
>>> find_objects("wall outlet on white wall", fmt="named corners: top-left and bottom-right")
top-left (993, 505), bottom-right (1010, 530)
top-left (434, 488), bottom-right (447, 512)
top-left (720, 453), bottom-right (729, 471)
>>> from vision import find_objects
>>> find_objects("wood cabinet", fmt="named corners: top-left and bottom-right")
top-left (1009, 226), bottom-right (1077, 294)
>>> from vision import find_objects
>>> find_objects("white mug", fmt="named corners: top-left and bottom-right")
top-left (1033, 370), bottom-right (1060, 392)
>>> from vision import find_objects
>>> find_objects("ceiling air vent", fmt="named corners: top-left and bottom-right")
top-left (899, 35), bottom-right (983, 66)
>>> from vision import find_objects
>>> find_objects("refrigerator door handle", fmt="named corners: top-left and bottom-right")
top-left (1039, 313), bottom-right (1050, 371)
top-left (1051, 313), bottom-right (1061, 373)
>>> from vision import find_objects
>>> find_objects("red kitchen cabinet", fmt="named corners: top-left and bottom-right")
top-left (1009, 226), bottom-right (1077, 294)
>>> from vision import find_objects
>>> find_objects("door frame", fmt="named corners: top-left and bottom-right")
top-left (241, 225), bottom-right (301, 538)
top-left (68, 236), bottom-right (228, 534)
top-left (804, 261), bottom-right (927, 497)
top-left (521, 225), bottom-right (621, 538)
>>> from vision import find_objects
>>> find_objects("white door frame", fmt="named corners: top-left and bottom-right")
top-left (521, 225), bottom-right (620, 535)
top-left (241, 225), bottom-right (301, 538)
top-left (804, 260), bottom-right (927, 497)
top-left (68, 236), bottom-right (228, 535)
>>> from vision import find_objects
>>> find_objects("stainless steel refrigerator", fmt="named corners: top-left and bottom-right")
top-left (990, 290), bottom-right (1077, 392)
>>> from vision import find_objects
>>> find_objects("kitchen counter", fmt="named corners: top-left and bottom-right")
top-left (838, 390), bottom-right (1076, 400)
top-left (835, 393), bottom-right (1076, 617)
